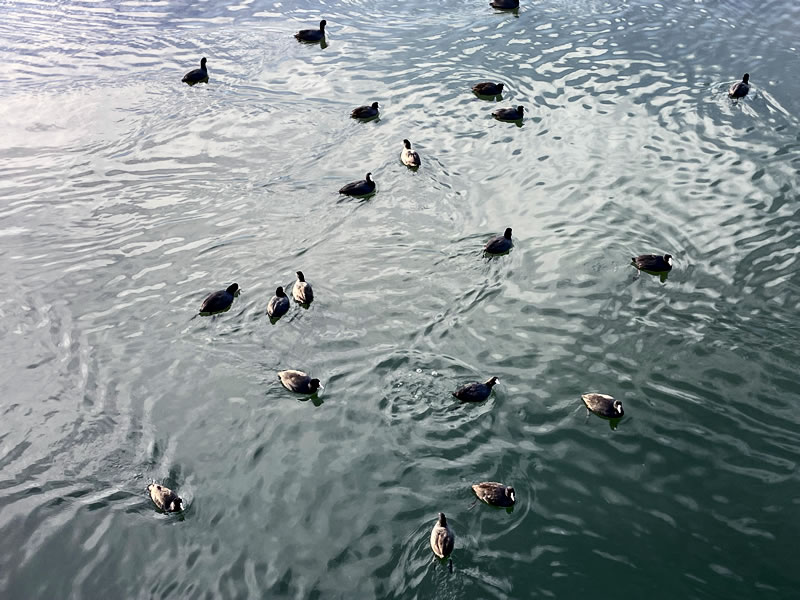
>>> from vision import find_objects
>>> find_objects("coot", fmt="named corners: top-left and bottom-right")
top-left (182, 57), bottom-right (208, 85)
top-left (492, 105), bottom-right (524, 121)
top-left (295, 19), bottom-right (326, 42)
top-left (729, 73), bottom-right (750, 99)
top-left (453, 376), bottom-right (499, 402)
top-left (267, 286), bottom-right (290, 318)
top-left (199, 283), bottom-right (239, 315)
top-left (339, 172), bottom-right (376, 197)
top-left (484, 228), bottom-right (513, 255)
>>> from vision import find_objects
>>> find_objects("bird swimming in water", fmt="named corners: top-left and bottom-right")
top-left (295, 19), bottom-right (326, 42)
top-left (492, 106), bottom-right (524, 121)
top-left (147, 483), bottom-right (183, 513)
top-left (429, 512), bottom-right (455, 571)
top-left (490, 0), bottom-right (520, 9)
top-left (472, 82), bottom-right (505, 96)
top-left (400, 139), bottom-right (421, 168)
top-left (581, 393), bottom-right (624, 419)
top-left (278, 370), bottom-right (322, 395)
top-left (729, 73), bottom-right (750, 99)
top-left (631, 254), bottom-right (672, 273)
top-left (292, 271), bottom-right (314, 304)
top-left (199, 283), bottom-right (239, 315)
top-left (182, 57), bottom-right (208, 85)
top-left (267, 286), bottom-right (290, 319)
top-left (339, 172), bottom-right (376, 197)
top-left (351, 102), bottom-right (380, 120)
top-left (453, 376), bottom-right (499, 402)
top-left (484, 228), bottom-right (513, 255)
top-left (472, 482), bottom-right (516, 507)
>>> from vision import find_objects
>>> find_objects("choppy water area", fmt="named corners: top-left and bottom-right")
top-left (1, 0), bottom-right (799, 597)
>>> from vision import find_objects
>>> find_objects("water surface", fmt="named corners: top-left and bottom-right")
top-left (1, 0), bottom-right (799, 598)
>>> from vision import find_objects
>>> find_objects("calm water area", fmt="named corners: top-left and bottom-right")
top-left (1, 0), bottom-right (799, 598)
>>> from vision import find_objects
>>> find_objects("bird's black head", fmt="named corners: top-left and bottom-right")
top-left (438, 512), bottom-right (447, 526)
top-left (486, 376), bottom-right (499, 387)
top-left (742, 73), bottom-right (749, 83)
top-left (276, 286), bottom-right (285, 296)
top-left (366, 172), bottom-right (373, 182)
top-left (504, 227), bottom-right (512, 239)
top-left (517, 106), bottom-right (524, 114)
top-left (506, 486), bottom-right (516, 502)
top-left (613, 400), bottom-right (624, 416)
top-left (226, 283), bottom-right (239, 294)
top-left (403, 139), bottom-right (411, 148)
top-left (371, 102), bottom-right (379, 109)
top-left (296, 271), bottom-right (305, 282)
top-left (200, 57), bottom-right (207, 67)
top-left (496, 83), bottom-right (504, 91)
top-left (320, 19), bottom-right (327, 30)
top-left (664, 254), bottom-right (673, 262)
top-left (309, 378), bottom-right (321, 392)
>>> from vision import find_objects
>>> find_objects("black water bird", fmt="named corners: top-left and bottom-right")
top-left (278, 370), bottom-right (322, 394)
top-left (490, 0), bottom-right (520, 9)
top-left (339, 172), bottom-right (376, 197)
top-left (492, 105), bottom-right (524, 121)
top-left (351, 102), bottom-right (380, 120)
top-left (199, 283), bottom-right (239, 315)
top-left (401, 139), bottom-right (421, 168)
top-left (147, 483), bottom-right (183, 513)
top-left (430, 512), bottom-right (455, 562)
top-left (473, 82), bottom-right (505, 96)
top-left (292, 271), bottom-right (314, 304)
top-left (182, 57), bottom-right (208, 85)
top-left (632, 253), bottom-right (672, 273)
top-left (729, 73), bottom-right (750, 99)
top-left (453, 376), bottom-right (499, 402)
top-left (267, 286), bottom-right (290, 318)
top-left (295, 19), bottom-right (326, 42)
top-left (581, 393), bottom-right (624, 419)
top-left (472, 482), bottom-right (516, 507)
top-left (484, 228), bottom-right (513, 255)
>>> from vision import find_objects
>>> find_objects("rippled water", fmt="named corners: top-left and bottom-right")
top-left (2, 0), bottom-right (799, 597)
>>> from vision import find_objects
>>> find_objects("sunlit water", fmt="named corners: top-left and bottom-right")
top-left (1, 0), bottom-right (799, 597)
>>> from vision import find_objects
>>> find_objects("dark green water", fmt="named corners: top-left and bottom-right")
top-left (1, 0), bottom-right (799, 598)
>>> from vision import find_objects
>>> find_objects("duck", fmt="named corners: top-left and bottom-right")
top-left (492, 105), bottom-right (524, 121)
top-left (581, 393), bottom-right (624, 419)
top-left (453, 376), bottom-right (499, 402)
top-left (295, 19), bottom-right (326, 42)
top-left (199, 283), bottom-right (239, 315)
top-left (182, 57), bottom-right (208, 85)
top-left (472, 482), bottom-right (516, 507)
top-left (278, 370), bottom-right (322, 395)
top-left (351, 102), bottom-right (379, 120)
top-left (729, 73), bottom-right (750, 99)
top-left (267, 286), bottom-right (290, 318)
top-left (490, 0), bottom-right (520, 9)
top-left (631, 253), bottom-right (672, 273)
top-left (400, 139), bottom-right (421, 168)
top-left (430, 512), bottom-right (455, 560)
top-left (147, 483), bottom-right (183, 513)
top-left (339, 172), bottom-right (376, 197)
top-left (292, 271), bottom-right (314, 304)
top-left (484, 228), bottom-right (513, 255)
top-left (472, 81), bottom-right (504, 96)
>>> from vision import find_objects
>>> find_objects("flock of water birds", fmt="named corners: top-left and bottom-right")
top-left (149, 6), bottom-right (756, 570)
